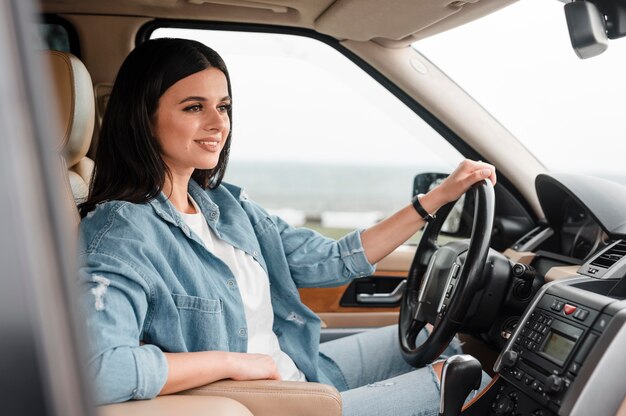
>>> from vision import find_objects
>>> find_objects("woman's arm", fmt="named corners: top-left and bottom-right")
top-left (159, 351), bottom-right (281, 395)
top-left (360, 159), bottom-right (496, 264)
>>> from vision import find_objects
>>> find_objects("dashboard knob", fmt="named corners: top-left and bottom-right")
top-left (545, 374), bottom-right (564, 393)
top-left (511, 263), bottom-right (536, 281)
top-left (501, 350), bottom-right (519, 368)
top-left (492, 396), bottom-right (515, 416)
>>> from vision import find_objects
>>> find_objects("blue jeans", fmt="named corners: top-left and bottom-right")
top-left (317, 325), bottom-right (491, 416)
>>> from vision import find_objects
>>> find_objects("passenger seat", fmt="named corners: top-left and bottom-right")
top-left (46, 50), bottom-right (95, 211)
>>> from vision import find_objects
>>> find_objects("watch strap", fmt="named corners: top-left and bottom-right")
top-left (411, 193), bottom-right (436, 223)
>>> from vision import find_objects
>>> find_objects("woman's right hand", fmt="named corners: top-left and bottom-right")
top-left (160, 350), bottom-right (281, 395)
top-left (228, 352), bottom-right (282, 381)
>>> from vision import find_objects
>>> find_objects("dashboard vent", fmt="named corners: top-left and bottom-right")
top-left (514, 227), bottom-right (542, 248)
top-left (590, 241), bottom-right (626, 269)
top-left (513, 226), bottom-right (551, 251)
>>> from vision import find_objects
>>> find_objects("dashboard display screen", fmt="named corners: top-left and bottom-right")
top-left (541, 331), bottom-right (576, 364)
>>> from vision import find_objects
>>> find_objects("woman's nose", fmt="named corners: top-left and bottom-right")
top-left (204, 108), bottom-right (228, 131)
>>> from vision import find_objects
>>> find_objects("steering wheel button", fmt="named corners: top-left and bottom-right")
top-left (563, 304), bottom-right (577, 315)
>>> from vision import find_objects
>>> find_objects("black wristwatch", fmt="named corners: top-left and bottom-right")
top-left (411, 193), bottom-right (436, 223)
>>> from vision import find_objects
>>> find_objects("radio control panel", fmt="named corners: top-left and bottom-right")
top-left (496, 293), bottom-right (605, 414)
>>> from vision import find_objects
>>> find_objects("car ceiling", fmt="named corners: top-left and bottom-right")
top-left (39, 0), bottom-right (517, 45)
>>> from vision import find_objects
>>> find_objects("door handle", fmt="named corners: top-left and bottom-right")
top-left (356, 279), bottom-right (406, 304)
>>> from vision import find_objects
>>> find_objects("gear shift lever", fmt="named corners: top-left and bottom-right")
top-left (439, 354), bottom-right (482, 416)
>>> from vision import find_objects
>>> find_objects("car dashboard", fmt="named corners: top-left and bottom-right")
top-left (471, 173), bottom-right (626, 415)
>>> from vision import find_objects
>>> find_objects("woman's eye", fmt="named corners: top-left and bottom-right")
top-left (184, 104), bottom-right (203, 112)
top-left (217, 103), bottom-right (232, 112)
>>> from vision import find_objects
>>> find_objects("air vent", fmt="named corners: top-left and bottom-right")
top-left (590, 241), bottom-right (626, 269)
top-left (513, 226), bottom-right (552, 251)
top-left (514, 227), bottom-right (542, 247)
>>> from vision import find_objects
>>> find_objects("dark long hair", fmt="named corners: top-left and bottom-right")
top-left (79, 38), bottom-right (233, 217)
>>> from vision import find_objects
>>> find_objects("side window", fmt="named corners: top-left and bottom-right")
top-left (34, 17), bottom-right (79, 56)
top-left (150, 28), bottom-right (463, 240)
top-left (38, 23), bottom-right (71, 52)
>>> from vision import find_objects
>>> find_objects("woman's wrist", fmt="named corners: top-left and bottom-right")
top-left (419, 188), bottom-right (446, 217)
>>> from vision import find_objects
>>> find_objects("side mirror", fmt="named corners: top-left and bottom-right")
top-left (565, 1), bottom-right (608, 59)
top-left (413, 172), bottom-right (468, 236)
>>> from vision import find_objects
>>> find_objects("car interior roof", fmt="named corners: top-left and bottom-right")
top-left (40, 0), bottom-right (517, 46)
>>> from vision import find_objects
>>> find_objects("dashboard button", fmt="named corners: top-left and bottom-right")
top-left (511, 369), bottom-right (524, 380)
top-left (573, 309), bottom-right (589, 321)
top-left (574, 333), bottom-right (598, 363)
top-left (593, 314), bottom-right (611, 332)
top-left (563, 304), bottom-right (577, 315)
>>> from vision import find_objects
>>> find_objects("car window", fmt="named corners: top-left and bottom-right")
top-left (35, 22), bottom-right (73, 52)
top-left (150, 28), bottom-right (464, 240)
top-left (414, 0), bottom-right (626, 185)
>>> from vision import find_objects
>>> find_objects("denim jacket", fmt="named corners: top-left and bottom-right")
top-left (78, 180), bottom-right (375, 405)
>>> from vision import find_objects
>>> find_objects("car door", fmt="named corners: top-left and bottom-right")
top-left (0, 1), bottom-right (93, 415)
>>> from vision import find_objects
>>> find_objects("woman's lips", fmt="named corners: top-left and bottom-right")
top-left (195, 139), bottom-right (220, 152)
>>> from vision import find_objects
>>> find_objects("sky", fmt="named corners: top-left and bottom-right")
top-left (416, 0), bottom-right (626, 176)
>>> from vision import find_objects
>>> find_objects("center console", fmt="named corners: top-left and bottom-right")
top-left (475, 277), bottom-right (626, 416)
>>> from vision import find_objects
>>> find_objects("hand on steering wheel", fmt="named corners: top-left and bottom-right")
top-left (399, 161), bottom-right (496, 368)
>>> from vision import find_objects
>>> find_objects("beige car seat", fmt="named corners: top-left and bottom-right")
top-left (46, 50), bottom-right (95, 208)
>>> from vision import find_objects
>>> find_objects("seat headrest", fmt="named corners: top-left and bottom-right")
top-left (45, 50), bottom-right (95, 168)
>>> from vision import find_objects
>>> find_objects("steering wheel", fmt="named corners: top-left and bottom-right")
top-left (399, 179), bottom-right (495, 367)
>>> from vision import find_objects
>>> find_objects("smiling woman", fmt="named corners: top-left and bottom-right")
top-left (75, 36), bottom-right (495, 415)
top-left (78, 39), bottom-right (234, 217)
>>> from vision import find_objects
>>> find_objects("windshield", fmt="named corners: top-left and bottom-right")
top-left (414, 0), bottom-right (626, 185)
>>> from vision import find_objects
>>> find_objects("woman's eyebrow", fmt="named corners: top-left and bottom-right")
top-left (179, 96), bottom-right (207, 104)
top-left (179, 95), bottom-right (231, 104)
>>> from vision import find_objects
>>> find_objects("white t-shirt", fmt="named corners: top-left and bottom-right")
top-left (180, 196), bottom-right (306, 382)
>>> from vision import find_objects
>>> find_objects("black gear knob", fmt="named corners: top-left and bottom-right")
top-left (439, 354), bottom-right (482, 416)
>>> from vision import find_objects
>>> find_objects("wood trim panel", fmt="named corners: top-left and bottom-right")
top-left (503, 248), bottom-right (536, 265)
top-left (544, 265), bottom-right (581, 282)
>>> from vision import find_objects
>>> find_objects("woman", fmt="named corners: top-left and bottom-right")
top-left (78, 38), bottom-right (496, 414)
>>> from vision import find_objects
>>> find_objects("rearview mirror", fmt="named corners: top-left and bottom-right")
top-left (564, 1), bottom-right (608, 59)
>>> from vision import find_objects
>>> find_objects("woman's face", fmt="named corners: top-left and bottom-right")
top-left (152, 67), bottom-right (231, 177)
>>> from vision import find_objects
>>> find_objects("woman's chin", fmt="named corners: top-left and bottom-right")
top-left (195, 161), bottom-right (220, 171)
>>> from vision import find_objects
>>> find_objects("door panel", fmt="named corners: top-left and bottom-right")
top-left (300, 246), bottom-right (415, 334)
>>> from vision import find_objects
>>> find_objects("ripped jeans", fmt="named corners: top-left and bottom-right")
top-left (317, 325), bottom-right (491, 416)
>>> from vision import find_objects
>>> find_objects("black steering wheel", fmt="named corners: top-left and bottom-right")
top-left (399, 179), bottom-right (495, 367)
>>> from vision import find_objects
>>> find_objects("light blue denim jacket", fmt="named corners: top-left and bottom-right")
top-left (78, 180), bottom-right (375, 405)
